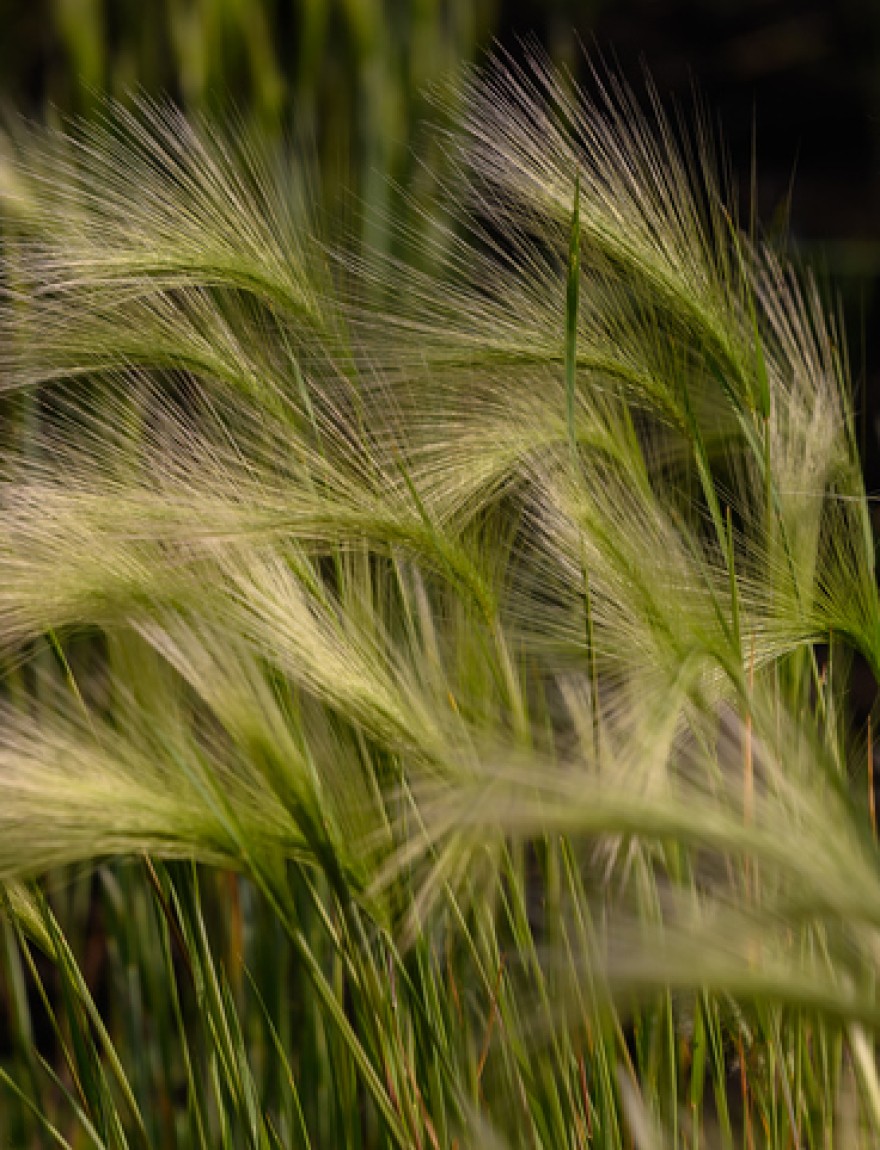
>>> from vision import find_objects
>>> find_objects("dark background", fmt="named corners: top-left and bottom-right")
top-left (2, 0), bottom-right (879, 482)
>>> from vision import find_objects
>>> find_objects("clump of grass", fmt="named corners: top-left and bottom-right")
top-left (0, 48), bottom-right (878, 1148)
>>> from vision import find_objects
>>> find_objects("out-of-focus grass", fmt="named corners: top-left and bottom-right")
top-left (35, 0), bottom-right (503, 269)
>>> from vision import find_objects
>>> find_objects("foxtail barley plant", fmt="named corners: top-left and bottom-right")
top-left (0, 49), bottom-right (878, 1148)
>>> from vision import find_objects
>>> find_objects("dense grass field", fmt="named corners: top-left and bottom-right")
top-left (0, 50), bottom-right (879, 1147)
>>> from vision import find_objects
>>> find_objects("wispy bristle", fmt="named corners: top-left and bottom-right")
top-left (0, 50), bottom-right (878, 1145)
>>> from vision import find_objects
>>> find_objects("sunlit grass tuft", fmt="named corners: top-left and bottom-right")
top-left (0, 49), bottom-right (877, 1147)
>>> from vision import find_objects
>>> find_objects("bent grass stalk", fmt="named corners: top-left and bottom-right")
top-left (0, 48), bottom-right (877, 1148)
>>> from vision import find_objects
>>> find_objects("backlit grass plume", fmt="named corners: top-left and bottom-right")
top-left (0, 49), bottom-right (878, 1148)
